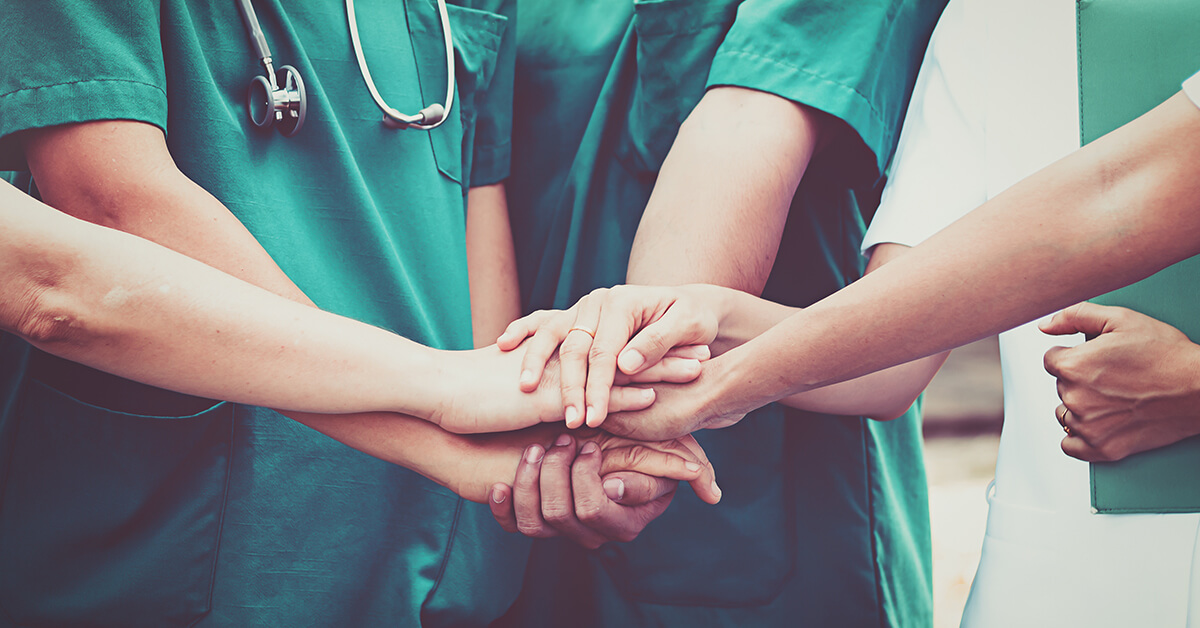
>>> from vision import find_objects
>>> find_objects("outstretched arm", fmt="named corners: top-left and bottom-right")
top-left (14, 121), bottom-right (665, 434)
top-left (601, 90), bottom-right (1200, 440)
top-left (5, 129), bottom-right (719, 503)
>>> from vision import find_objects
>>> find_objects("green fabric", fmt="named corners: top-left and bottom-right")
top-left (1080, 0), bottom-right (1200, 513)
top-left (1079, 0), bottom-right (1200, 515)
top-left (502, 0), bottom-right (942, 625)
top-left (0, 1), bottom-right (527, 626)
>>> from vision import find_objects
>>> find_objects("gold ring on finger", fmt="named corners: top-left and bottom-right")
top-left (568, 326), bottom-right (596, 340)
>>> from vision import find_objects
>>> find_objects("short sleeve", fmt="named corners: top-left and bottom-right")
top-left (0, 1), bottom-right (166, 171)
top-left (862, 0), bottom-right (986, 253)
top-left (1184, 69), bottom-right (1200, 110)
top-left (452, 0), bottom-right (514, 187)
top-left (706, 0), bottom-right (946, 185)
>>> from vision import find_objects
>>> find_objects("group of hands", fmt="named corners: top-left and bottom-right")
top-left (431, 284), bottom-right (733, 548)
top-left (431, 284), bottom-right (1200, 549)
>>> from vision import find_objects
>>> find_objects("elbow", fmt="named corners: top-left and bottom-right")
top-left (865, 395), bottom-right (922, 422)
top-left (13, 280), bottom-right (89, 352)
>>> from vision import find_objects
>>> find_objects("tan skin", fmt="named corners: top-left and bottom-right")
top-left (550, 91), bottom-right (1200, 443)
top-left (1043, 302), bottom-right (1200, 463)
top-left (491, 87), bottom-right (946, 543)
top-left (16, 120), bottom-right (720, 504)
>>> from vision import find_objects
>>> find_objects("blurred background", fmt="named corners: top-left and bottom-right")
top-left (922, 337), bottom-right (1003, 628)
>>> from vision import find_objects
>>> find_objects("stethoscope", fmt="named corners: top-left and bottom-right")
top-left (236, 0), bottom-right (456, 136)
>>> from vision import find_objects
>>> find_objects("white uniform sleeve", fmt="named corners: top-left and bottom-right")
top-left (1183, 69), bottom-right (1200, 109)
top-left (862, 0), bottom-right (988, 253)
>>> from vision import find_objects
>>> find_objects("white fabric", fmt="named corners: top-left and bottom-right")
top-left (866, 1), bottom-right (1200, 626)
top-left (1186, 70), bottom-right (1200, 109)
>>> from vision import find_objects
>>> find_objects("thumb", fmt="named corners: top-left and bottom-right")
top-left (618, 306), bottom-right (714, 375)
top-left (600, 471), bottom-right (677, 505)
top-left (1039, 302), bottom-right (1116, 338)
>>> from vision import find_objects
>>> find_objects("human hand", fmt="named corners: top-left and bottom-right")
top-left (1041, 302), bottom-right (1200, 462)
top-left (487, 431), bottom-right (720, 548)
top-left (430, 342), bottom-right (704, 434)
top-left (497, 284), bottom-right (727, 429)
top-left (600, 352), bottom-right (749, 441)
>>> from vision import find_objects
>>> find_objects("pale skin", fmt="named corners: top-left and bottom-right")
top-left (466, 183), bottom-right (523, 348)
top-left (500, 87), bottom-right (947, 426)
top-left (14, 120), bottom-right (721, 504)
top-left (491, 87), bottom-right (947, 542)
top-left (528, 90), bottom-right (1200, 443)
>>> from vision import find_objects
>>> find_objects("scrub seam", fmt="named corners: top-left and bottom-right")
top-left (424, 496), bottom-right (465, 607)
top-left (862, 416), bottom-right (888, 628)
top-left (189, 405), bottom-right (238, 627)
top-left (0, 78), bottom-right (166, 101)
top-left (708, 49), bottom-right (890, 137)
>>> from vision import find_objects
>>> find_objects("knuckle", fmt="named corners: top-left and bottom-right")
top-left (515, 517), bottom-right (543, 536)
top-left (542, 500), bottom-right (572, 524)
top-left (588, 344), bottom-right (613, 363)
top-left (576, 499), bottom-right (604, 524)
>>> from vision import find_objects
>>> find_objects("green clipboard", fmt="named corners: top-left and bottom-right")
top-left (1078, 0), bottom-right (1200, 514)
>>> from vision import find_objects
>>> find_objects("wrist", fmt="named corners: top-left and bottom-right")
top-left (696, 349), bottom-right (756, 429)
top-left (402, 346), bottom-right (458, 425)
top-left (454, 429), bottom-right (558, 503)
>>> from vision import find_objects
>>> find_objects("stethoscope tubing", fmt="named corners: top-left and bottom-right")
top-left (236, 0), bottom-right (455, 135)
top-left (346, 0), bottom-right (456, 130)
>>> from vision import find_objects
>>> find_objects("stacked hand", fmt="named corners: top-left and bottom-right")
top-left (486, 430), bottom-right (719, 548)
top-left (1042, 302), bottom-right (1200, 462)
top-left (496, 284), bottom-right (733, 433)
top-left (474, 285), bottom-right (756, 546)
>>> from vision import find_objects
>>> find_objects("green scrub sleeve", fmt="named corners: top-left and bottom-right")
top-left (448, 0), bottom-right (514, 188)
top-left (465, 0), bottom-right (515, 187)
top-left (706, 0), bottom-right (944, 185)
top-left (0, 1), bottom-right (167, 171)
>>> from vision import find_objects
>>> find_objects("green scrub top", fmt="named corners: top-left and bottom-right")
top-left (502, 0), bottom-right (944, 625)
top-left (0, 1), bottom-right (525, 626)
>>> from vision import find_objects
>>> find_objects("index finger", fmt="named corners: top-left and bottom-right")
top-left (583, 297), bottom-right (638, 428)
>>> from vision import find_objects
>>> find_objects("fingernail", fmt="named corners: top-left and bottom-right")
top-left (685, 461), bottom-right (701, 473)
top-left (585, 406), bottom-right (597, 426)
top-left (711, 479), bottom-right (722, 500)
top-left (642, 388), bottom-right (654, 400)
top-left (525, 445), bottom-right (544, 464)
top-left (619, 349), bottom-right (645, 372)
top-left (492, 488), bottom-right (506, 504)
top-left (603, 478), bottom-right (625, 501)
top-left (580, 441), bottom-right (599, 455)
top-left (520, 370), bottom-right (536, 386)
top-left (564, 406), bottom-right (579, 426)
top-left (554, 434), bottom-right (571, 447)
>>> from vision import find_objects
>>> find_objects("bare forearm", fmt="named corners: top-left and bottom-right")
top-left (712, 92), bottom-right (1200, 417)
top-left (4, 183), bottom-right (448, 418)
top-left (627, 86), bottom-right (824, 293)
top-left (294, 411), bottom-right (516, 503)
top-left (466, 183), bottom-right (521, 347)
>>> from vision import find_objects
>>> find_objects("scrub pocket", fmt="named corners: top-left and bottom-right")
top-left (0, 375), bottom-right (234, 627)
top-left (407, 0), bottom-right (507, 187)
top-left (616, 0), bottom-right (741, 175)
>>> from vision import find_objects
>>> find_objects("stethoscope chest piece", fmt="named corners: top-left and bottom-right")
top-left (236, 0), bottom-right (454, 137)
top-left (247, 64), bottom-right (307, 136)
